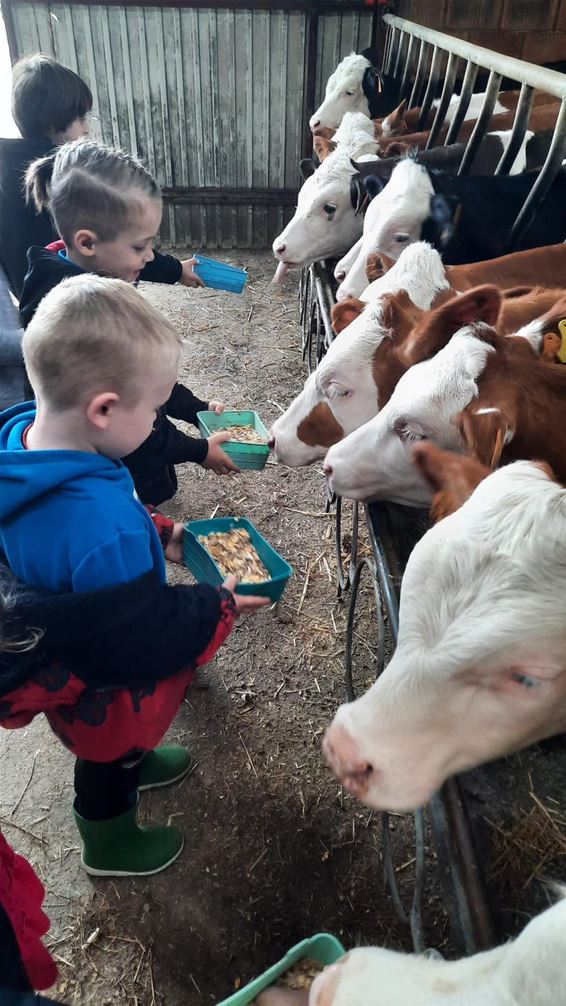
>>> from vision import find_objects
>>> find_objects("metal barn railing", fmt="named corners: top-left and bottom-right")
top-left (299, 261), bottom-right (495, 956)
top-left (382, 13), bottom-right (566, 247)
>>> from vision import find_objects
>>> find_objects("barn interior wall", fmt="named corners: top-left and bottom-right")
top-left (394, 0), bottom-right (566, 63)
top-left (5, 2), bottom-right (374, 249)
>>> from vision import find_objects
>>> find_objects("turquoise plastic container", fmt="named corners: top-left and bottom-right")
top-left (197, 410), bottom-right (270, 471)
top-left (183, 516), bottom-right (293, 602)
top-left (194, 254), bottom-right (248, 293)
top-left (217, 932), bottom-right (346, 1005)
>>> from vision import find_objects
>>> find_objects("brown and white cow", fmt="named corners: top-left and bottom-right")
top-left (270, 242), bottom-right (566, 467)
top-left (323, 452), bottom-right (566, 811)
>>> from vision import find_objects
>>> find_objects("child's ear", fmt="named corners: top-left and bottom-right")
top-left (73, 228), bottom-right (99, 257)
top-left (87, 392), bottom-right (120, 430)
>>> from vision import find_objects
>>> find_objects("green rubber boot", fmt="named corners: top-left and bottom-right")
top-left (138, 745), bottom-right (194, 791)
top-left (73, 802), bottom-right (184, 877)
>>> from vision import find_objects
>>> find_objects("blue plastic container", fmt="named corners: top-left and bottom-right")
top-left (217, 932), bottom-right (346, 1005)
top-left (194, 254), bottom-right (248, 293)
top-left (197, 410), bottom-right (270, 471)
top-left (183, 516), bottom-right (293, 602)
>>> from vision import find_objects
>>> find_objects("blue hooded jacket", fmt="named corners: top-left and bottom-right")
top-left (0, 402), bottom-right (166, 592)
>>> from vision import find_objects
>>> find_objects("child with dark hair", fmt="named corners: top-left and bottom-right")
top-left (0, 54), bottom-right (92, 299)
top-left (20, 138), bottom-right (239, 503)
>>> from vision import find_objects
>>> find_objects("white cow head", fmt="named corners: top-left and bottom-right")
top-left (270, 243), bottom-right (452, 466)
top-left (272, 149), bottom-right (366, 270)
top-left (324, 323), bottom-right (497, 503)
top-left (323, 460), bottom-right (566, 811)
top-left (336, 158), bottom-right (435, 301)
top-left (310, 897), bottom-right (566, 1006)
top-left (310, 54), bottom-right (374, 133)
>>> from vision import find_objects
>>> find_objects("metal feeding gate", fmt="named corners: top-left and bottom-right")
top-left (297, 14), bottom-right (566, 956)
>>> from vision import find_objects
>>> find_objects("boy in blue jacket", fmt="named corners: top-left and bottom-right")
top-left (0, 274), bottom-right (267, 877)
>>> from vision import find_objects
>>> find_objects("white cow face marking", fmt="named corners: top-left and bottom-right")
top-left (325, 327), bottom-right (494, 502)
top-left (324, 462), bottom-right (566, 812)
top-left (337, 160), bottom-right (435, 301)
top-left (272, 150), bottom-right (365, 269)
top-left (310, 54), bottom-right (372, 132)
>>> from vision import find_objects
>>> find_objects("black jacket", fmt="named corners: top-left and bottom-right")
top-left (0, 566), bottom-right (230, 697)
top-left (19, 247), bottom-right (210, 504)
top-left (0, 137), bottom-right (57, 300)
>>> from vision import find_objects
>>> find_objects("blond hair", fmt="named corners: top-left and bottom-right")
top-left (24, 275), bottom-right (181, 410)
top-left (25, 140), bottom-right (160, 244)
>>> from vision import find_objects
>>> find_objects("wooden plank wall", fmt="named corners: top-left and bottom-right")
top-left (393, 0), bottom-right (566, 64)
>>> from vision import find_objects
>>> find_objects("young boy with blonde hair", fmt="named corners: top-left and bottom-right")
top-left (0, 274), bottom-right (267, 877)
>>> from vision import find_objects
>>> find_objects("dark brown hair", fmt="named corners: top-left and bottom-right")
top-left (11, 54), bottom-right (92, 140)
top-left (25, 140), bottom-right (161, 243)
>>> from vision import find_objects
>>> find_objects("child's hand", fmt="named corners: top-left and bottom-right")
top-left (208, 400), bottom-right (225, 415)
top-left (201, 432), bottom-right (240, 475)
top-left (164, 522), bottom-right (185, 564)
top-left (180, 258), bottom-right (205, 288)
top-left (222, 575), bottom-right (270, 616)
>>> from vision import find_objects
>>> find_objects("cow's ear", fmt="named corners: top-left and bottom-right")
top-left (457, 407), bottom-right (512, 468)
top-left (299, 158), bottom-right (317, 181)
top-left (411, 441), bottom-right (492, 520)
top-left (362, 66), bottom-right (377, 97)
top-left (366, 251), bottom-right (396, 283)
top-left (381, 100), bottom-right (408, 136)
top-left (313, 136), bottom-right (336, 163)
top-left (422, 192), bottom-right (460, 249)
top-left (403, 285), bottom-right (502, 365)
top-left (364, 174), bottom-right (385, 201)
top-left (349, 173), bottom-right (365, 214)
top-left (331, 298), bottom-right (365, 333)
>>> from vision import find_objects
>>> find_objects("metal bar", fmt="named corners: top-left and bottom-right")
top-left (426, 51), bottom-right (459, 149)
top-left (408, 38), bottom-right (429, 109)
top-left (399, 34), bottom-right (418, 101)
top-left (511, 99), bottom-right (566, 246)
top-left (429, 780), bottom-right (496, 954)
top-left (495, 83), bottom-right (535, 175)
top-left (418, 45), bottom-right (443, 131)
top-left (383, 12), bottom-right (566, 100)
top-left (445, 60), bottom-right (479, 145)
top-left (393, 30), bottom-right (408, 83)
top-left (161, 186), bottom-right (298, 205)
top-left (458, 70), bottom-right (503, 176)
top-left (384, 26), bottom-right (399, 76)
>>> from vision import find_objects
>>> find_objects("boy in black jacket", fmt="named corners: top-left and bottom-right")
top-left (20, 139), bottom-right (239, 503)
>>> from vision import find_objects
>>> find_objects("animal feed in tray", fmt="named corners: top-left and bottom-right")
top-left (216, 424), bottom-right (267, 444)
top-left (198, 529), bottom-right (270, 582)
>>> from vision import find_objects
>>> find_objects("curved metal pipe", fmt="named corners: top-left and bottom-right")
top-left (426, 51), bottom-right (459, 148)
top-left (511, 99), bottom-right (566, 246)
top-left (458, 69), bottom-right (503, 175)
top-left (494, 83), bottom-right (535, 175)
top-left (445, 60), bottom-right (479, 145)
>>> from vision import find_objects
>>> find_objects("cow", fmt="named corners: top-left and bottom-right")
top-left (323, 454), bottom-right (566, 811)
top-left (322, 289), bottom-right (566, 505)
top-left (306, 896), bottom-right (566, 1006)
top-left (309, 53), bottom-right (398, 133)
top-left (273, 130), bottom-right (539, 276)
top-left (270, 243), bottom-right (566, 467)
top-left (337, 158), bottom-right (566, 299)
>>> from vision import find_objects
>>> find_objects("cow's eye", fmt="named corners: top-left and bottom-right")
top-left (323, 203), bottom-right (337, 217)
top-left (511, 672), bottom-right (541, 689)
top-left (395, 233), bottom-right (410, 243)
top-left (345, 90), bottom-right (355, 96)
top-left (393, 420), bottom-right (425, 444)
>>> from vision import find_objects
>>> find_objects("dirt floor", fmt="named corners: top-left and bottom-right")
top-left (1, 251), bottom-right (566, 1005)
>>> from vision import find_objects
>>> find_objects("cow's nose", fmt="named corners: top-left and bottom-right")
top-left (323, 462), bottom-right (332, 476)
top-left (335, 270), bottom-right (345, 282)
top-left (268, 437), bottom-right (275, 450)
top-left (275, 244), bottom-right (286, 255)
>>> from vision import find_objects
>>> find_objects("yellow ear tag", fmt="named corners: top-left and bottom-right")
top-left (558, 319), bottom-right (566, 363)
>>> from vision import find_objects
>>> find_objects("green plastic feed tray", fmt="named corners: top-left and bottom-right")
top-left (217, 932), bottom-right (346, 1005)
top-left (183, 516), bottom-right (293, 602)
top-left (197, 410), bottom-right (271, 471)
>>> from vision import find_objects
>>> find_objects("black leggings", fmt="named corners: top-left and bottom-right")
top-left (74, 750), bottom-right (145, 821)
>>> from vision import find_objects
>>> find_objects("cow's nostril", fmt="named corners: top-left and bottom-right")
top-left (275, 244), bottom-right (286, 255)
top-left (323, 462), bottom-right (333, 476)
top-left (335, 270), bottom-right (345, 282)
top-left (268, 437), bottom-right (275, 450)
top-left (312, 119), bottom-right (320, 128)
